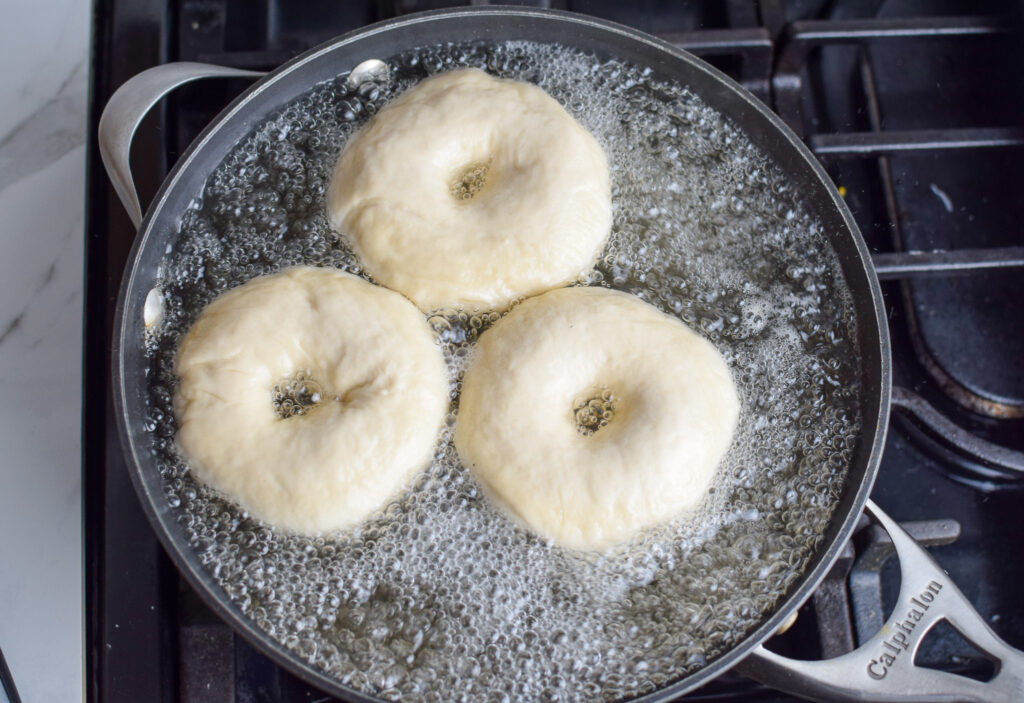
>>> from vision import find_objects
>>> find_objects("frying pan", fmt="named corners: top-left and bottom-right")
top-left (99, 7), bottom-right (1024, 701)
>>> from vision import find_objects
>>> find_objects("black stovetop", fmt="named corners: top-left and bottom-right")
top-left (84, 1), bottom-right (1024, 701)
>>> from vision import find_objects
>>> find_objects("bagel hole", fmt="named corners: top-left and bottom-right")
top-left (450, 160), bottom-right (491, 201)
top-left (273, 370), bottom-right (324, 419)
top-left (573, 388), bottom-right (616, 436)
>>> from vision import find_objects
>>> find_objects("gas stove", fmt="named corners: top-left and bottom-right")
top-left (84, 1), bottom-right (1024, 701)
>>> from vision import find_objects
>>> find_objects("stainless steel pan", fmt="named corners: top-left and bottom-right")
top-left (99, 7), bottom-right (1024, 701)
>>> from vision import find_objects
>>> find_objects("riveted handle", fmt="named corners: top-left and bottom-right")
top-left (98, 62), bottom-right (264, 229)
top-left (736, 500), bottom-right (1024, 702)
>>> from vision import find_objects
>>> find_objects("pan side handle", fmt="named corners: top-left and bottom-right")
top-left (736, 499), bottom-right (1024, 702)
top-left (98, 62), bottom-right (264, 229)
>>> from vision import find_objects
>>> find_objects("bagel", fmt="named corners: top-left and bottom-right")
top-left (454, 286), bottom-right (739, 550)
top-left (173, 267), bottom-right (449, 533)
top-left (328, 68), bottom-right (612, 311)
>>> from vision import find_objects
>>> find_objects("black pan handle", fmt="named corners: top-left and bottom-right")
top-left (98, 62), bottom-right (264, 229)
top-left (736, 499), bottom-right (1024, 702)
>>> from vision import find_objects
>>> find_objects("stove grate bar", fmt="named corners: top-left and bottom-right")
top-left (773, 15), bottom-right (1015, 135)
top-left (810, 127), bottom-right (1024, 157)
top-left (893, 387), bottom-right (1024, 467)
top-left (872, 247), bottom-right (1024, 279)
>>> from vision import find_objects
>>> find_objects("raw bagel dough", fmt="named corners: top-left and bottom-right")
top-left (328, 68), bottom-right (612, 312)
top-left (174, 267), bottom-right (449, 534)
top-left (454, 287), bottom-right (739, 550)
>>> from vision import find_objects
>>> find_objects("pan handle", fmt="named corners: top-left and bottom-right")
top-left (736, 499), bottom-right (1024, 702)
top-left (98, 62), bottom-right (264, 228)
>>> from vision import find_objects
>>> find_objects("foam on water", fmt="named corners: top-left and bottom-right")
top-left (143, 41), bottom-right (863, 702)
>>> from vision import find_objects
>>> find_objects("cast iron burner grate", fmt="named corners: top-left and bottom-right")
top-left (84, 1), bottom-right (1024, 701)
top-left (777, 6), bottom-right (1024, 491)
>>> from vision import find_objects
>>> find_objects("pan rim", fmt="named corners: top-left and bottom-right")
top-left (111, 6), bottom-right (892, 701)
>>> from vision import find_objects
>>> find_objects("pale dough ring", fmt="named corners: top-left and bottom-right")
top-left (174, 266), bottom-right (449, 534)
top-left (454, 286), bottom-right (740, 551)
top-left (328, 67), bottom-right (612, 312)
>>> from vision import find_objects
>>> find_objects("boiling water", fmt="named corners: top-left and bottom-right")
top-left (144, 41), bottom-right (863, 702)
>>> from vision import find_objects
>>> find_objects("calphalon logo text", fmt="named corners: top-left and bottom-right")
top-left (866, 580), bottom-right (943, 680)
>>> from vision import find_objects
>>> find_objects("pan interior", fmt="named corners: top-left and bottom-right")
top-left (143, 41), bottom-right (862, 701)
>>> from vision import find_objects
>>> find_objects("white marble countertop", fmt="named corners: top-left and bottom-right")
top-left (0, 0), bottom-right (89, 700)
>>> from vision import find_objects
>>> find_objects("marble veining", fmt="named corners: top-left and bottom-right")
top-left (0, 0), bottom-right (89, 700)
top-left (0, 59), bottom-right (87, 195)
